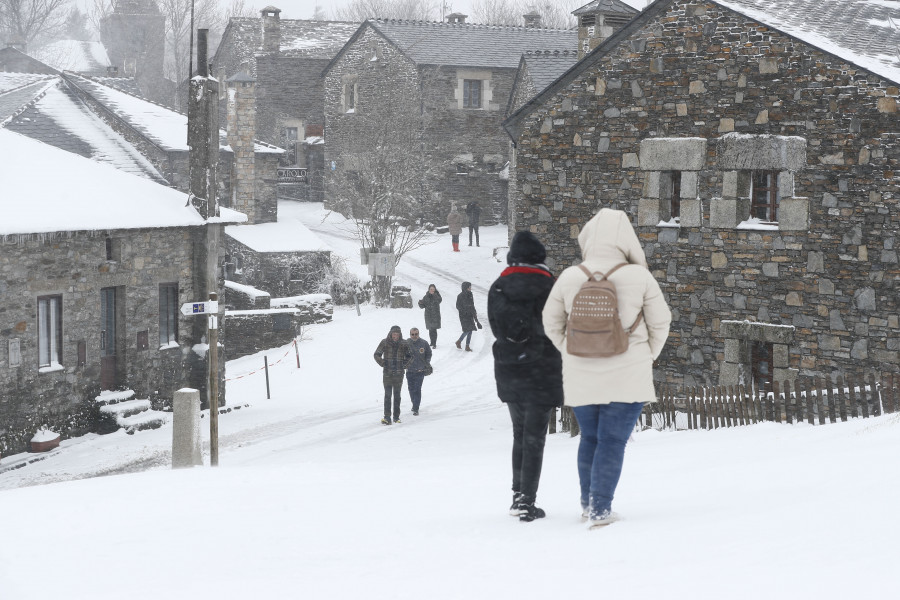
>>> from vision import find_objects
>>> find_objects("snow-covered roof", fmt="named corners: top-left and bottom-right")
top-left (64, 73), bottom-right (282, 154)
top-left (4, 76), bottom-right (165, 181)
top-left (0, 74), bottom-right (56, 125)
top-left (0, 129), bottom-right (246, 236)
top-left (33, 40), bottom-right (111, 74)
top-left (225, 218), bottom-right (330, 253)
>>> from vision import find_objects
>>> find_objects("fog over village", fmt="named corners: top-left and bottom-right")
top-left (1, 1), bottom-right (899, 598)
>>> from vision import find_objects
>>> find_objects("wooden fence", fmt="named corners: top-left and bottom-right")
top-left (643, 372), bottom-right (900, 431)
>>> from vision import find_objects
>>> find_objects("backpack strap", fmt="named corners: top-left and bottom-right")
top-left (601, 262), bottom-right (629, 281)
top-left (577, 264), bottom-right (596, 281)
top-left (626, 311), bottom-right (644, 334)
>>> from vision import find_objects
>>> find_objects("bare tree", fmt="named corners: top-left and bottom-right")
top-left (85, 0), bottom-right (114, 38)
top-left (469, 0), bottom-right (577, 28)
top-left (0, 0), bottom-right (71, 47)
top-left (332, 0), bottom-right (438, 22)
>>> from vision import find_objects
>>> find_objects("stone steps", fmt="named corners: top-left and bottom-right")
top-left (95, 390), bottom-right (169, 435)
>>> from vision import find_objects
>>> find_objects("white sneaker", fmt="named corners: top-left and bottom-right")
top-left (581, 506), bottom-right (590, 522)
top-left (587, 510), bottom-right (619, 529)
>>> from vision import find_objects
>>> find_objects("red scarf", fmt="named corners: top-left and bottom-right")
top-left (500, 265), bottom-right (552, 277)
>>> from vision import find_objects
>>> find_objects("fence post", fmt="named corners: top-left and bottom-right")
top-left (548, 407), bottom-right (557, 434)
top-left (264, 355), bottom-right (271, 400)
top-left (847, 374), bottom-right (859, 419)
top-left (836, 375), bottom-right (848, 421)
top-left (868, 373), bottom-right (881, 417)
top-left (824, 376), bottom-right (837, 424)
top-left (294, 339), bottom-right (301, 369)
top-left (886, 373), bottom-right (896, 414)
top-left (814, 377), bottom-right (825, 425)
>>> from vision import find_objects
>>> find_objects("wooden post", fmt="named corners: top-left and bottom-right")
top-left (825, 377), bottom-right (837, 424)
top-left (264, 355), bottom-right (271, 399)
top-left (837, 375), bottom-right (848, 422)
top-left (886, 373), bottom-right (896, 414)
top-left (868, 373), bottom-right (881, 417)
top-left (814, 377), bottom-right (825, 425)
top-left (294, 339), bottom-right (301, 368)
top-left (208, 292), bottom-right (219, 467)
top-left (847, 374), bottom-right (859, 419)
top-left (783, 379), bottom-right (794, 424)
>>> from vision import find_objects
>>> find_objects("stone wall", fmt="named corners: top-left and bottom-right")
top-left (511, 1), bottom-right (900, 386)
top-left (324, 27), bottom-right (512, 225)
top-left (0, 226), bottom-right (216, 455)
top-left (223, 309), bottom-right (301, 359)
top-left (226, 237), bottom-right (332, 299)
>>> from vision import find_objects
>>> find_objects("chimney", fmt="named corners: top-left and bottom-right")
top-left (187, 29), bottom-right (219, 220)
top-left (261, 6), bottom-right (281, 54)
top-left (106, 65), bottom-right (119, 77)
top-left (226, 72), bottom-right (259, 223)
top-left (446, 12), bottom-right (468, 24)
top-left (523, 11), bottom-right (542, 29)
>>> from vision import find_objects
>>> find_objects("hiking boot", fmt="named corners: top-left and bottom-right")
top-left (455, 340), bottom-right (462, 349)
top-left (381, 417), bottom-right (391, 425)
top-left (393, 417), bottom-right (401, 423)
top-left (465, 345), bottom-right (473, 352)
top-left (509, 493), bottom-right (527, 517)
top-left (519, 502), bottom-right (546, 522)
top-left (412, 410), bottom-right (419, 416)
top-left (587, 509), bottom-right (619, 529)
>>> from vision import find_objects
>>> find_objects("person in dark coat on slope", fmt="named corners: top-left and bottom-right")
top-left (487, 231), bottom-right (564, 522)
top-left (455, 281), bottom-right (480, 351)
top-left (417, 284), bottom-right (442, 348)
top-left (405, 327), bottom-right (433, 415)
top-left (373, 325), bottom-right (413, 424)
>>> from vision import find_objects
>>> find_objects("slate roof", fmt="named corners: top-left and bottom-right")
top-left (522, 50), bottom-right (580, 92)
top-left (213, 17), bottom-right (360, 76)
top-left (572, 0), bottom-right (642, 17)
top-left (505, 0), bottom-right (900, 137)
top-left (3, 77), bottom-right (165, 182)
top-left (33, 40), bottom-right (111, 75)
top-left (0, 75), bottom-right (56, 125)
top-left (366, 19), bottom-right (578, 69)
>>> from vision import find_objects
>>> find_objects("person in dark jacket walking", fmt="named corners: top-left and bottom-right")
top-left (373, 325), bottom-right (413, 424)
top-left (487, 231), bottom-right (563, 522)
top-left (455, 281), bottom-right (480, 351)
top-left (417, 284), bottom-right (442, 348)
top-left (405, 327), bottom-right (433, 415)
top-left (466, 200), bottom-right (482, 247)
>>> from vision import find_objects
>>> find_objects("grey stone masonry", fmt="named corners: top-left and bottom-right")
top-left (507, 0), bottom-right (900, 387)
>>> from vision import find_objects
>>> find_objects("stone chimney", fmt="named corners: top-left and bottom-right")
top-left (523, 11), bottom-right (542, 28)
top-left (6, 39), bottom-right (27, 53)
top-left (574, 4), bottom-right (638, 59)
top-left (261, 6), bottom-right (281, 54)
top-left (446, 12), bottom-right (468, 24)
top-left (226, 72), bottom-right (259, 223)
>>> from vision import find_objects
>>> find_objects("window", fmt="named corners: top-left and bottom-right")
top-left (751, 170), bottom-right (779, 221)
top-left (343, 80), bottom-right (357, 113)
top-left (159, 283), bottom-right (178, 346)
top-left (105, 237), bottom-right (120, 261)
top-left (463, 79), bottom-right (482, 109)
top-left (751, 341), bottom-right (774, 393)
top-left (665, 171), bottom-right (681, 221)
top-left (282, 127), bottom-right (298, 165)
top-left (456, 163), bottom-right (469, 175)
top-left (580, 15), bottom-right (596, 27)
top-left (38, 295), bottom-right (62, 368)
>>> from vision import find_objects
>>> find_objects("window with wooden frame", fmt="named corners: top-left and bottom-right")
top-left (751, 170), bottom-right (779, 222)
top-left (159, 283), bottom-right (178, 347)
top-left (665, 171), bottom-right (681, 221)
top-left (37, 295), bottom-right (63, 368)
top-left (463, 79), bottom-right (482, 109)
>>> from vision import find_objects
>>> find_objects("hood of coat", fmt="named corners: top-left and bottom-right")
top-left (386, 325), bottom-right (404, 342)
top-left (577, 208), bottom-right (648, 267)
top-left (460, 281), bottom-right (471, 292)
top-left (507, 231), bottom-right (546, 265)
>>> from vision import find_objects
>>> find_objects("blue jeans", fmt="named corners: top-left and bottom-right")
top-left (572, 402), bottom-right (644, 514)
top-left (456, 330), bottom-right (472, 345)
top-left (406, 371), bottom-right (425, 411)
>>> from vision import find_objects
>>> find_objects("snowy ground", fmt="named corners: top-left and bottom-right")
top-left (1, 203), bottom-right (898, 599)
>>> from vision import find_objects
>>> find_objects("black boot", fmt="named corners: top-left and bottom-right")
top-left (509, 492), bottom-right (527, 517)
top-left (518, 496), bottom-right (546, 522)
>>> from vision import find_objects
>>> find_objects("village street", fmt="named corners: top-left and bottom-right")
top-left (1, 202), bottom-right (898, 600)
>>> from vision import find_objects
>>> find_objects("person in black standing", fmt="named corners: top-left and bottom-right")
top-left (465, 200), bottom-right (482, 247)
top-left (373, 325), bottom-right (413, 424)
top-left (455, 281), bottom-right (480, 351)
top-left (417, 284), bottom-right (442, 348)
top-left (487, 231), bottom-right (563, 522)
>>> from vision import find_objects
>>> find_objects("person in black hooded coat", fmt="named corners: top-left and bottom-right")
top-left (487, 231), bottom-right (563, 522)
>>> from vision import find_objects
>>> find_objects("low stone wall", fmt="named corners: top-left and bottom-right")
top-left (223, 280), bottom-right (271, 310)
top-left (224, 309), bottom-right (302, 360)
top-left (270, 293), bottom-right (333, 324)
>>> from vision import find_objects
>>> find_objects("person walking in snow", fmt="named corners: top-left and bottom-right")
top-left (447, 204), bottom-right (463, 252)
top-left (417, 284), bottom-right (442, 348)
top-left (373, 325), bottom-right (414, 425)
top-left (455, 281), bottom-right (480, 351)
top-left (465, 200), bottom-right (482, 247)
top-left (488, 231), bottom-right (563, 522)
top-left (542, 208), bottom-right (671, 528)
top-left (405, 327), bottom-right (433, 416)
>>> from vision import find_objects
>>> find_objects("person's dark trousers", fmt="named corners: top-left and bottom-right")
top-left (507, 403), bottom-right (554, 501)
top-left (383, 373), bottom-right (404, 420)
top-left (406, 371), bottom-right (426, 411)
top-left (468, 226), bottom-right (480, 246)
top-left (428, 329), bottom-right (438, 347)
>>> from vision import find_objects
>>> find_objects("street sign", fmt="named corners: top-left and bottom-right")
top-left (180, 300), bottom-right (218, 316)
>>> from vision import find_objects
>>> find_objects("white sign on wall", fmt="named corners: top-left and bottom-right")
top-left (8, 338), bottom-right (21, 367)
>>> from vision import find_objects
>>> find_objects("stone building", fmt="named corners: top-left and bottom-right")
top-left (503, 0), bottom-right (900, 389)
top-left (323, 15), bottom-right (578, 225)
top-left (99, 0), bottom-right (167, 104)
top-left (212, 7), bottom-right (359, 200)
top-left (0, 127), bottom-right (246, 455)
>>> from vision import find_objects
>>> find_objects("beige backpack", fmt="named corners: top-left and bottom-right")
top-left (566, 264), bottom-right (643, 357)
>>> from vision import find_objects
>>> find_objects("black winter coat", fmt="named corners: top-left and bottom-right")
top-left (374, 333), bottom-right (413, 376)
top-left (456, 283), bottom-right (478, 333)
top-left (418, 289), bottom-right (442, 330)
top-left (487, 265), bottom-right (563, 407)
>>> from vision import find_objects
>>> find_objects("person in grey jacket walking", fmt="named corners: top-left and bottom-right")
top-left (374, 325), bottom-right (413, 424)
top-left (405, 327), bottom-right (433, 416)
top-left (418, 284), bottom-right (442, 348)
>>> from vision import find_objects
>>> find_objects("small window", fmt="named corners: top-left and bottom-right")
top-left (282, 127), bottom-right (298, 165)
top-left (159, 283), bottom-right (178, 346)
top-left (751, 341), bottom-right (774, 393)
top-left (105, 237), bottom-right (120, 261)
top-left (344, 81), bottom-right (357, 113)
top-left (463, 79), bottom-right (482, 109)
top-left (38, 295), bottom-right (63, 368)
top-left (665, 171), bottom-right (681, 221)
top-left (751, 170), bottom-right (779, 222)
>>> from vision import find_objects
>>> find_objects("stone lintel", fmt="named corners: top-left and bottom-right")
top-left (639, 137), bottom-right (707, 171)
top-left (717, 133), bottom-right (807, 171)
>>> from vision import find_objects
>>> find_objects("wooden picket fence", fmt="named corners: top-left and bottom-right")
top-left (643, 372), bottom-right (900, 431)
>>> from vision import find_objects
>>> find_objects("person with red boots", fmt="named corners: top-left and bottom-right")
top-left (447, 204), bottom-right (462, 252)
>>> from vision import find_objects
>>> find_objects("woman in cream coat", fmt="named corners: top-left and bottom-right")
top-left (542, 208), bottom-right (671, 528)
